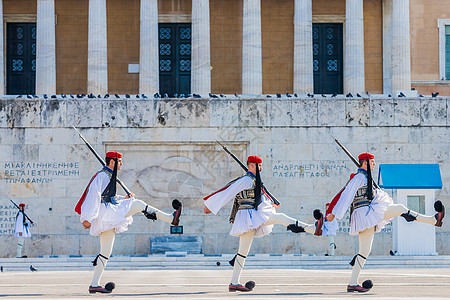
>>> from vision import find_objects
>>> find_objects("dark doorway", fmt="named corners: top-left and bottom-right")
top-left (159, 23), bottom-right (191, 97)
top-left (7, 23), bottom-right (36, 95)
top-left (313, 23), bottom-right (343, 94)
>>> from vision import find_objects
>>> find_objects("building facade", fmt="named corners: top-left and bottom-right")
top-left (2, 0), bottom-right (450, 97)
top-left (0, 0), bottom-right (449, 257)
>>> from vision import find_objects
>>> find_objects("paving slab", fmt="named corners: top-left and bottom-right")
top-left (0, 268), bottom-right (449, 299)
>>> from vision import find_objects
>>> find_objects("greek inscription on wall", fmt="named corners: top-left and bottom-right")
top-left (2, 162), bottom-right (80, 184)
top-left (272, 160), bottom-right (350, 179)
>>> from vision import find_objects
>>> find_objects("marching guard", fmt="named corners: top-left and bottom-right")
top-left (327, 152), bottom-right (445, 293)
top-left (75, 151), bottom-right (182, 294)
top-left (204, 155), bottom-right (323, 292)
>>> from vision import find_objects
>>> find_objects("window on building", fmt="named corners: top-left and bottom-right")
top-left (446, 25), bottom-right (450, 79)
top-left (438, 19), bottom-right (450, 80)
top-left (407, 195), bottom-right (425, 215)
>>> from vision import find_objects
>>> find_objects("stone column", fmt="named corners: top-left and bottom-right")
top-left (191, 0), bottom-right (211, 96)
top-left (0, 0), bottom-right (4, 95)
top-left (344, 0), bottom-right (365, 94)
top-left (242, 0), bottom-right (262, 95)
top-left (139, 0), bottom-right (159, 95)
top-left (293, 0), bottom-right (313, 94)
top-left (382, 0), bottom-right (392, 94)
top-left (36, 0), bottom-right (56, 95)
top-left (391, 0), bottom-right (411, 94)
top-left (88, 0), bottom-right (108, 95)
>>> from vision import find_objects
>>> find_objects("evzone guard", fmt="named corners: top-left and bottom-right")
top-left (327, 152), bottom-right (445, 293)
top-left (203, 155), bottom-right (324, 292)
top-left (13, 202), bottom-right (33, 258)
top-left (75, 151), bottom-right (183, 294)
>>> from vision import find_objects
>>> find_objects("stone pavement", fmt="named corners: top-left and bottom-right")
top-left (1, 268), bottom-right (450, 299)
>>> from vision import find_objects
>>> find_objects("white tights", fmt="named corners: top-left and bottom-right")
top-left (90, 199), bottom-right (173, 287)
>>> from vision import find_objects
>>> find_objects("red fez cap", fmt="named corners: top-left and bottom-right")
top-left (19, 203), bottom-right (25, 207)
top-left (247, 155), bottom-right (262, 164)
top-left (358, 152), bottom-right (374, 160)
top-left (106, 151), bottom-right (122, 159)
top-left (326, 202), bottom-right (331, 206)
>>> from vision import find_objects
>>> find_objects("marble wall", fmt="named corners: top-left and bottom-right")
top-left (0, 96), bottom-right (448, 257)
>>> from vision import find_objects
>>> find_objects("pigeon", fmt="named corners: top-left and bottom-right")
top-left (220, 94), bottom-right (225, 98)
top-left (27, 95), bottom-right (32, 99)
top-left (321, 94), bottom-right (326, 97)
top-left (307, 93), bottom-right (311, 97)
top-left (104, 94), bottom-right (109, 98)
top-left (286, 93), bottom-right (292, 98)
top-left (43, 94), bottom-right (48, 99)
top-left (356, 93), bottom-right (361, 97)
top-left (193, 93), bottom-right (201, 98)
top-left (61, 94), bottom-right (66, 98)
top-left (125, 94), bottom-right (130, 98)
top-left (399, 92), bottom-right (406, 97)
top-left (33, 95), bottom-right (39, 99)
top-left (153, 93), bottom-right (160, 98)
top-left (141, 94), bottom-right (148, 99)
top-left (51, 95), bottom-right (57, 99)
top-left (432, 92), bottom-right (439, 98)
top-left (309, 94), bottom-right (314, 98)
top-left (366, 91), bottom-right (371, 97)
top-left (294, 93), bottom-right (298, 97)
top-left (276, 93), bottom-right (281, 98)
top-left (17, 95), bottom-right (22, 98)
top-left (266, 94), bottom-right (272, 98)
top-left (163, 93), bottom-right (169, 98)
top-left (136, 94), bottom-right (140, 98)
top-left (70, 94), bottom-right (74, 98)
top-left (97, 94), bottom-right (101, 98)
top-left (30, 265), bottom-right (37, 272)
top-left (331, 93), bottom-right (337, 98)
top-left (115, 94), bottom-right (120, 98)
top-left (87, 93), bottom-right (95, 98)
top-left (388, 94), bottom-right (392, 97)
top-left (346, 93), bottom-right (353, 97)
top-left (419, 94), bottom-right (424, 97)
top-left (234, 93), bottom-right (239, 98)
top-left (209, 93), bottom-right (218, 98)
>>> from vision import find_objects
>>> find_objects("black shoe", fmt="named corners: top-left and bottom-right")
top-left (287, 221), bottom-right (305, 233)
top-left (171, 199), bottom-right (182, 226)
top-left (435, 200), bottom-right (445, 227)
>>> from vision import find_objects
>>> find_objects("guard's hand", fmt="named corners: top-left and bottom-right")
top-left (326, 214), bottom-right (335, 221)
top-left (82, 220), bottom-right (91, 229)
top-left (30, 222), bottom-right (34, 225)
top-left (272, 203), bottom-right (280, 209)
top-left (125, 193), bottom-right (135, 199)
top-left (203, 207), bottom-right (212, 214)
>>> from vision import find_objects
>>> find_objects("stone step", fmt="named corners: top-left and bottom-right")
top-left (1, 255), bottom-right (450, 272)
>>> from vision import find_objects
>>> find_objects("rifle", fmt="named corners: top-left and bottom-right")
top-left (10, 199), bottom-right (34, 224)
top-left (72, 126), bottom-right (132, 196)
top-left (216, 140), bottom-right (280, 206)
top-left (329, 134), bottom-right (379, 188)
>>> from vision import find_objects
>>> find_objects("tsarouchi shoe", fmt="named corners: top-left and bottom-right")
top-left (347, 285), bottom-right (371, 293)
top-left (89, 286), bottom-right (112, 294)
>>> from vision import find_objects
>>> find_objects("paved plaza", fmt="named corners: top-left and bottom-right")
top-left (1, 268), bottom-right (449, 299)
